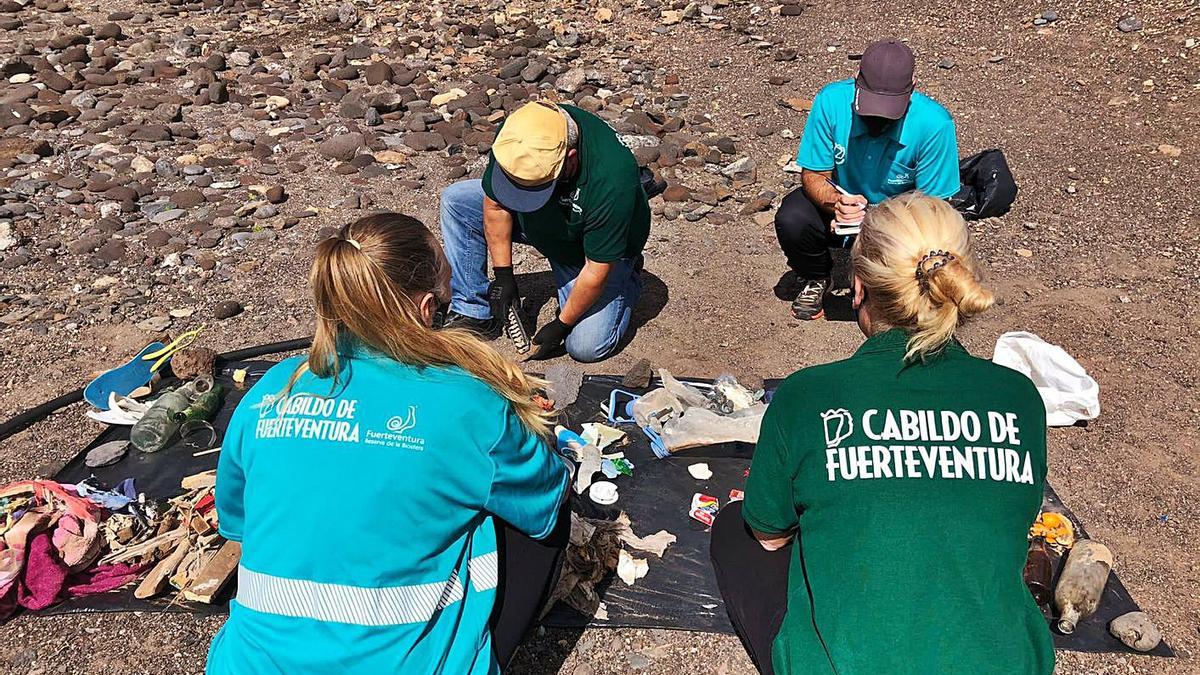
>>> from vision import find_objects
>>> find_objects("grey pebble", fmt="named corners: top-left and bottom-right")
top-left (150, 208), bottom-right (186, 224)
top-left (1117, 16), bottom-right (1142, 33)
top-left (85, 441), bottom-right (129, 468)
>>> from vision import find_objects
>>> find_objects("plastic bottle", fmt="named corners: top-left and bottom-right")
top-left (1054, 539), bottom-right (1113, 634)
top-left (130, 376), bottom-right (214, 453)
top-left (1023, 537), bottom-right (1055, 606)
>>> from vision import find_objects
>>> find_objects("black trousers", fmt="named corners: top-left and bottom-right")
top-left (490, 500), bottom-right (570, 667)
top-left (774, 187), bottom-right (844, 280)
top-left (710, 501), bottom-right (792, 675)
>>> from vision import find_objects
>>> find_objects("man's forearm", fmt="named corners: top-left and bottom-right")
top-left (482, 197), bottom-right (514, 268)
top-left (801, 169), bottom-right (840, 211)
top-left (559, 261), bottom-right (611, 326)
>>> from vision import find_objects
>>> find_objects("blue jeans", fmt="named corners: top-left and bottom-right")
top-left (439, 179), bottom-right (643, 363)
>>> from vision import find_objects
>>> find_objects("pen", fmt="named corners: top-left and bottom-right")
top-left (826, 178), bottom-right (863, 245)
top-left (826, 177), bottom-right (853, 196)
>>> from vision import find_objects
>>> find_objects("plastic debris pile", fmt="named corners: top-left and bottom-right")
top-left (0, 470), bottom-right (238, 619)
top-left (619, 370), bottom-right (767, 456)
top-left (547, 512), bottom-right (676, 620)
top-left (0, 478), bottom-right (152, 618)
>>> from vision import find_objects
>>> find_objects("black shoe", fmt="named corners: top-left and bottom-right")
top-left (791, 278), bottom-right (830, 320)
top-left (640, 166), bottom-right (667, 199)
top-left (440, 311), bottom-right (501, 339)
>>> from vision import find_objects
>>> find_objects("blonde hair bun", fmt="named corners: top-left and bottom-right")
top-left (852, 193), bottom-right (994, 360)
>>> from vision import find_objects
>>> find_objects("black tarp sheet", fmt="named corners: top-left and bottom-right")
top-left (41, 366), bottom-right (1170, 656)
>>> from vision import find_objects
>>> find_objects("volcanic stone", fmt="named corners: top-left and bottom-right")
top-left (172, 188), bottom-right (205, 208)
top-left (662, 184), bottom-right (690, 202)
top-left (39, 71), bottom-right (72, 92)
top-left (96, 239), bottom-right (126, 263)
top-left (95, 23), bottom-right (123, 40)
top-left (520, 61), bottom-right (548, 82)
top-left (403, 131), bottom-right (447, 151)
top-left (318, 132), bottom-right (364, 161)
top-left (365, 61), bottom-right (392, 85)
top-left (498, 57), bottom-right (528, 80)
top-left (214, 300), bottom-right (243, 319)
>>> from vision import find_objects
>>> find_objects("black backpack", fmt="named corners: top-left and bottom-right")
top-left (949, 149), bottom-right (1018, 220)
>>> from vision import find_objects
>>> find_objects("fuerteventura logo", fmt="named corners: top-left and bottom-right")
top-left (387, 406), bottom-right (417, 434)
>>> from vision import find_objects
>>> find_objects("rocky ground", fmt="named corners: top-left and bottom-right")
top-left (0, 0), bottom-right (1197, 673)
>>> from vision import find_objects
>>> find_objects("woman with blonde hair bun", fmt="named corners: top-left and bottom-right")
top-left (207, 213), bottom-right (570, 674)
top-left (850, 191), bottom-right (995, 359)
top-left (711, 193), bottom-right (1054, 675)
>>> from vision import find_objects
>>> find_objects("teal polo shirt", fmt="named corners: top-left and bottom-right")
top-left (796, 79), bottom-right (961, 204)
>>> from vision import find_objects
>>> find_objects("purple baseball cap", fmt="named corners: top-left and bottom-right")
top-left (854, 40), bottom-right (916, 119)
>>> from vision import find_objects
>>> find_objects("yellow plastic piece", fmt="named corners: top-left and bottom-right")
top-left (142, 327), bottom-right (205, 372)
top-left (1030, 511), bottom-right (1076, 548)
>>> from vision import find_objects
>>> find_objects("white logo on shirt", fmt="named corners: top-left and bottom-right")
top-left (833, 143), bottom-right (847, 165)
top-left (386, 406), bottom-right (417, 433)
top-left (821, 408), bottom-right (854, 447)
top-left (821, 409), bottom-right (1034, 485)
top-left (366, 406), bottom-right (425, 450)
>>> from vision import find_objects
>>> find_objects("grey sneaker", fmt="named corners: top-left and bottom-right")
top-left (791, 278), bottom-right (831, 320)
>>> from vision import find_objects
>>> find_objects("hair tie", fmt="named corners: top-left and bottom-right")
top-left (915, 250), bottom-right (955, 286)
top-left (343, 237), bottom-right (362, 251)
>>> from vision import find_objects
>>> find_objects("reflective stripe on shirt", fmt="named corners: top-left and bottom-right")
top-left (467, 551), bottom-right (499, 592)
top-left (236, 553), bottom-right (498, 626)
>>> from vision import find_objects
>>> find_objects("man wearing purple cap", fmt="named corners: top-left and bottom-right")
top-left (776, 40), bottom-right (961, 320)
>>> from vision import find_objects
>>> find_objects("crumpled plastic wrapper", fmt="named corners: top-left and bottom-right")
top-left (617, 549), bottom-right (648, 586)
top-left (545, 512), bottom-right (676, 620)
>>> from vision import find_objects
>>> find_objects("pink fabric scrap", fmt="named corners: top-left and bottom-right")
top-left (64, 562), bottom-right (151, 598)
top-left (16, 532), bottom-right (67, 611)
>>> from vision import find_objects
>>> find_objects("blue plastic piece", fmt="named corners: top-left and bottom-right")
top-left (605, 389), bottom-right (670, 458)
top-left (607, 389), bottom-right (641, 425)
top-left (84, 342), bottom-right (166, 409)
top-left (642, 426), bottom-right (669, 459)
top-left (556, 427), bottom-right (588, 454)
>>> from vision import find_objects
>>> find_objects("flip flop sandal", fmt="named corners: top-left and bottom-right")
top-left (83, 327), bottom-right (204, 409)
top-left (84, 342), bottom-right (166, 409)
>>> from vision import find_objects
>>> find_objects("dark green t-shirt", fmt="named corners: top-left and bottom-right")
top-left (483, 105), bottom-right (650, 267)
top-left (744, 329), bottom-right (1055, 675)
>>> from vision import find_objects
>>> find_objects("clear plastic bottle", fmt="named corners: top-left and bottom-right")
top-left (130, 375), bottom-right (213, 453)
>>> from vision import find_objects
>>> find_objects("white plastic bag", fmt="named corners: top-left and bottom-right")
top-left (992, 331), bottom-right (1100, 427)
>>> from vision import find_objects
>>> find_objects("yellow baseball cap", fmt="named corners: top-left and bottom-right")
top-left (488, 101), bottom-right (568, 212)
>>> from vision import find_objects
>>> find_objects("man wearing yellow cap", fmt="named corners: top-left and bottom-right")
top-left (439, 100), bottom-right (655, 362)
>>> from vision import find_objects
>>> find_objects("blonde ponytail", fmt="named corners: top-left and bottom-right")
top-left (851, 193), bottom-right (994, 361)
top-left (293, 213), bottom-right (552, 440)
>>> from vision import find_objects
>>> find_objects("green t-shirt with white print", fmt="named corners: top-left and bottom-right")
top-left (743, 329), bottom-right (1055, 675)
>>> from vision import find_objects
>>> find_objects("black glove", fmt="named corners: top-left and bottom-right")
top-left (486, 266), bottom-right (518, 318)
top-left (528, 317), bottom-right (573, 360)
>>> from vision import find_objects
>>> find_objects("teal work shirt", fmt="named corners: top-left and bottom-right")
top-left (207, 353), bottom-right (570, 675)
top-left (797, 79), bottom-right (961, 204)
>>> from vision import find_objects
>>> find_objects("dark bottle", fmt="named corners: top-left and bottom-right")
top-left (1023, 537), bottom-right (1054, 606)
